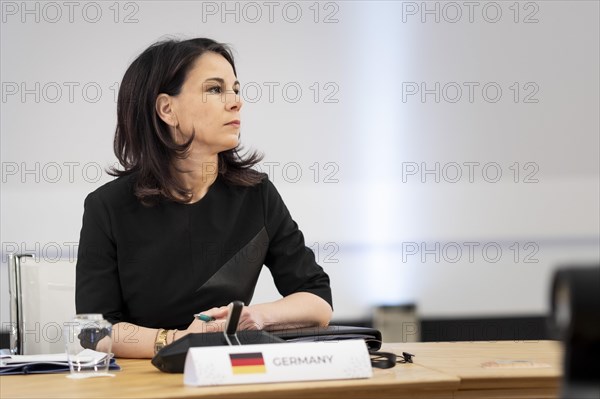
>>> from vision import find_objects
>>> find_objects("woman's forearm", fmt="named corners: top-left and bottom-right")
top-left (111, 322), bottom-right (161, 358)
top-left (248, 292), bottom-right (332, 330)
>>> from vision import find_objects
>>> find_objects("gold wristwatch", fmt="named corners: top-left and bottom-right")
top-left (154, 328), bottom-right (168, 355)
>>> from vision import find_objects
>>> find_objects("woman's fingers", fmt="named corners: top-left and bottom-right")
top-left (238, 307), bottom-right (264, 330)
top-left (187, 304), bottom-right (267, 333)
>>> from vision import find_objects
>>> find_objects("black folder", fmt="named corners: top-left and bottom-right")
top-left (272, 325), bottom-right (382, 350)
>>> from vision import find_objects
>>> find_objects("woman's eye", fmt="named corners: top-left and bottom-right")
top-left (207, 86), bottom-right (222, 94)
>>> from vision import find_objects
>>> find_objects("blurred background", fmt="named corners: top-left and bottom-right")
top-left (1, 0), bottom-right (598, 343)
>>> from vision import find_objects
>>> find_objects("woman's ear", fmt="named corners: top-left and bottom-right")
top-left (155, 93), bottom-right (178, 127)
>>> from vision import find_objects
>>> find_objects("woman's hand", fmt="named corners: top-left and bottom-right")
top-left (200, 305), bottom-right (266, 330)
top-left (238, 306), bottom-right (266, 330)
top-left (180, 306), bottom-right (227, 336)
top-left (178, 305), bottom-right (266, 339)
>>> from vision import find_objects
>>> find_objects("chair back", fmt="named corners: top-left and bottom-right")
top-left (8, 254), bottom-right (76, 355)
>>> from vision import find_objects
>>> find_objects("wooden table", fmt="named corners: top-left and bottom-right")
top-left (391, 341), bottom-right (563, 398)
top-left (0, 341), bottom-right (562, 399)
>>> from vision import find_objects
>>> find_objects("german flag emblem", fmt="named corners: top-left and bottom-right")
top-left (229, 352), bottom-right (266, 374)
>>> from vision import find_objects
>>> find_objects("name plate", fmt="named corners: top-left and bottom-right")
top-left (183, 340), bottom-right (372, 386)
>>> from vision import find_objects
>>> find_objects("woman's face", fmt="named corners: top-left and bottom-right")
top-left (169, 52), bottom-right (242, 155)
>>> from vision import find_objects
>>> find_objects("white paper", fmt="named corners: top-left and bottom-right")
top-left (0, 349), bottom-right (109, 366)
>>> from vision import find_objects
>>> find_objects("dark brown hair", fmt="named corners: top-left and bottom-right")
top-left (110, 38), bottom-right (264, 205)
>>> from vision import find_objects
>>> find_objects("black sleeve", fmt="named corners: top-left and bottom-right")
top-left (262, 179), bottom-right (333, 309)
top-left (75, 191), bottom-right (123, 325)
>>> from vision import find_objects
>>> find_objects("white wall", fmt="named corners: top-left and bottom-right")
top-left (1, 1), bottom-right (598, 326)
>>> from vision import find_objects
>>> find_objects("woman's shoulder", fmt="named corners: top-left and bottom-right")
top-left (84, 172), bottom-right (137, 205)
top-left (218, 171), bottom-right (286, 212)
top-left (220, 169), bottom-right (269, 194)
top-left (242, 173), bottom-right (285, 209)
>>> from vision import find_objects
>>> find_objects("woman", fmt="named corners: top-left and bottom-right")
top-left (75, 38), bottom-right (333, 358)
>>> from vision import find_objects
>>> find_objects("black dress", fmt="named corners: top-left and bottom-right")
top-left (75, 173), bottom-right (332, 330)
